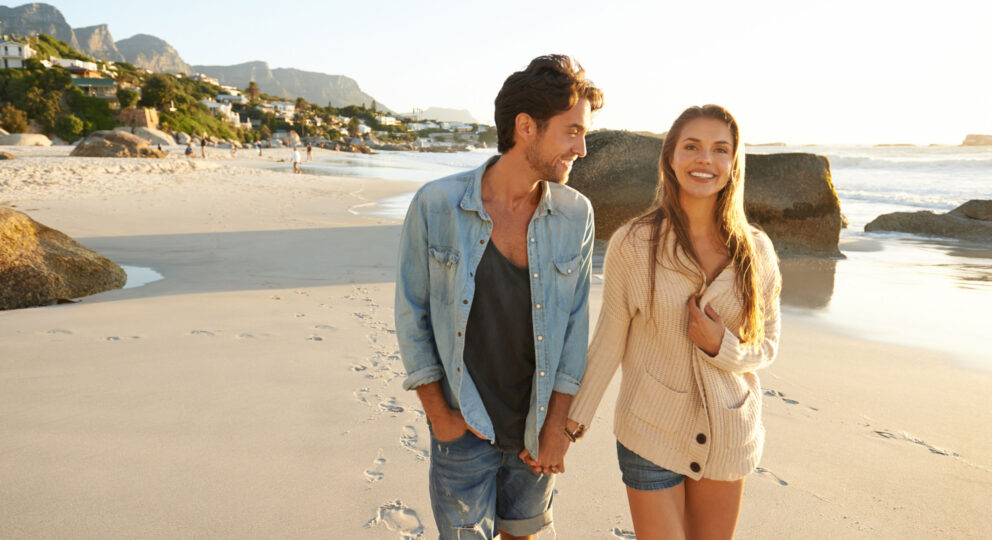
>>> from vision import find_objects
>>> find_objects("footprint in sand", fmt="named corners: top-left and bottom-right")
top-left (105, 336), bottom-right (120, 341)
top-left (764, 388), bottom-right (818, 411)
top-left (306, 335), bottom-right (323, 341)
top-left (237, 333), bottom-right (256, 339)
top-left (871, 429), bottom-right (959, 457)
top-left (313, 324), bottom-right (336, 331)
top-left (379, 397), bottom-right (405, 415)
top-left (612, 527), bottom-right (636, 539)
top-left (190, 330), bottom-right (215, 336)
top-left (354, 388), bottom-right (376, 407)
top-left (366, 500), bottom-right (424, 539)
top-left (400, 425), bottom-right (429, 462)
top-left (364, 449), bottom-right (387, 485)
top-left (754, 467), bottom-right (789, 486)
top-left (46, 328), bottom-right (73, 335)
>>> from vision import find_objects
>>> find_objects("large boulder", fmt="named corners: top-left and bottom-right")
top-left (0, 133), bottom-right (52, 146)
top-left (0, 208), bottom-right (126, 310)
top-left (70, 130), bottom-right (166, 158)
top-left (175, 132), bottom-right (191, 145)
top-left (568, 131), bottom-right (843, 257)
top-left (0, 151), bottom-right (15, 160)
top-left (961, 134), bottom-right (992, 146)
top-left (865, 200), bottom-right (992, 243)
top-left (131, 127), bottom-right (175, 147)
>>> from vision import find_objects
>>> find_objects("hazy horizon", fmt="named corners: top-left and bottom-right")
top-left (37, 0), bottom-right (992, 145)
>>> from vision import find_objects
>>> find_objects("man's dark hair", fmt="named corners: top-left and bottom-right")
top-left (493, 54), bottom-right (604, 153)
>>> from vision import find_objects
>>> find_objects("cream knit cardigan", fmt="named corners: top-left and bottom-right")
top-left (569, 221), bottom-right (782, 481)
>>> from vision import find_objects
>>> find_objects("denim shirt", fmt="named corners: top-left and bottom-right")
top-left (395, 156), bottom-right (594, 458)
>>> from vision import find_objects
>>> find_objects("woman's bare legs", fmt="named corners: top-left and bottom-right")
top-left (684, 477), bottom-right (745, 540)
top-left (626, 483), bottom-right (687, 540)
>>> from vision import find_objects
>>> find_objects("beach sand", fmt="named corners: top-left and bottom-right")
top-left (1, 146), bottom-right (989, 538)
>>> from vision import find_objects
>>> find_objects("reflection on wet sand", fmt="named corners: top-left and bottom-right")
top-left (779, 258), bottom-right (838, 309)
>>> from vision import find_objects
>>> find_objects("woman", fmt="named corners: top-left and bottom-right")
top-left (566, 105), bottom-right (782, 538)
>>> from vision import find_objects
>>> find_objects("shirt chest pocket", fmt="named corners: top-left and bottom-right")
top-left (428, 247), bottom-right (459, 305)
top-left (553, 254), bottom-right (581, 313)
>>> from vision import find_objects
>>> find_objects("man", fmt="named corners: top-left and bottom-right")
top-left (291, 146), bottom-right (302, 174)
top-left (395, 55), bottom-right (602, 539)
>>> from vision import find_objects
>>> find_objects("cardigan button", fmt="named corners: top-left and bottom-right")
top-left (690, 462), bottom-right (701, 473)
top-left (696, 433), bottom-right (707, 444)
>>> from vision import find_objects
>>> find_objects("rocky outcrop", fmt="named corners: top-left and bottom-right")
top-left (0, 133), bottom-right (52, 146)
top-left (865, 200), bottom-right (992, 243)
top-left (0, 150), bottom-right (15, 159)
top-left (70, 130), bottom-right (166, 158)
top-left (74, 24), bottom-right (124, 61)
top-left (192, 61), bottom-right (387, 110)
top-left (0, 3), bottom-right (79, 49)
top-left (113, 126), bottom-right (173, 147)
top-left (174, 132), bottom-right (191, 145)
top-left (0, 208), bottom-right (126, 310)
top-left (115, 33), bottom-right (190, 74)
top-left (568, 131), bottom-right (843, 257)
top-left (961, 134), bottom-right (992, 146)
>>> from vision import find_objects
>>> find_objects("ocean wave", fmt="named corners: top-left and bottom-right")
top-left (828, 155), bottom-right (992, 170)
top-left (836, 189), bottom-right (962, 210)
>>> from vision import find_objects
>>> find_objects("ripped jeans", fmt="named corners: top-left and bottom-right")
top-left (429, 429), bottom-right (554, 539)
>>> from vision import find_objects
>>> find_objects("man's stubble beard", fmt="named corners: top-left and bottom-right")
top-left (525, 135), bottom-right (569, 185)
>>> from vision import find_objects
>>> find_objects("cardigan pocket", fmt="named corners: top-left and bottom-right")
top-left (713, 389), bottom-right (761, 449)
top-left (627, 367), bottom-right (690, 434)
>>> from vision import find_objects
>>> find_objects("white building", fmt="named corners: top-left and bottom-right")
top-left (0, 40), bottom-right (33, 69)
top-left (217, 93), bottom-right (248, 105)
top-left (200, 99), bottom-right (244, 126)
top-left (47, 57), bottom-right (99, 72)
top-left (271, 101), bottom-right (296, 121)
top-left (376, 115), bottom-right (401, 126)
top-left (191, 73), bottom-right (220, 86)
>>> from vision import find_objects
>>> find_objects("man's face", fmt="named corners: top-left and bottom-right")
top-left (525, 98), bottom-right (591, 184)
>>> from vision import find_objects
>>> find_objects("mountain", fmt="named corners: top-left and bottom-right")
top-left (74, 24), bottom-right (123, 62)
top-left (192, 61), bottom-right (387, 110)
top-left (404, 107), bottom-right (478, 124)
top-left (0, 2), bottom-right (78, 49)
top-left (115, 33), bottom-right (189, 74)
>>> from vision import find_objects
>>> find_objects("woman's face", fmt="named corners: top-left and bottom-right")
top-left (669, 117), bottom-right (734, 204)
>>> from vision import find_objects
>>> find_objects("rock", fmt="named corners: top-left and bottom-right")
top-left (961, 134), bottom-right (992, 146)
top-left (74, 23), bottom-right (125, 62)
top-left (70, 130), bottom-right (166, 158)
top-left (949, 200), bottom-right (992, 221)
top-left (132, 127), bottom-right (174, 147)
top-left (175, 132), bottom-right (191, 145)
top-left (50, 136), bottom-right (69, 146)
top-left (866, 200), bottom-right (992, 243)
top-left (0, 127), bottom-right (8, 135)
top-left (0, 208), bottom-right (126, 310)
top-left (0, 151), bottom-right (15, 159)
top-left (0, 133), bottom-right (52, 146)
top-left (568, 131), bottom-right (843, 257)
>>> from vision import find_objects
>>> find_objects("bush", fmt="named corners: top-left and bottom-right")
top-left (65, 86), bottom-right (116, 134)
top-left (55, 114), bottom-right (84, 143)
top-left (0, 103), bottom-right (29, 133)
top-left (117, 88), bottom-right (140, 109)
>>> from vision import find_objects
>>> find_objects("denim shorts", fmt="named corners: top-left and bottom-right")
top-left (617, 440), bottom-right (685, 491)
top-left (429, 429), bottom-right (554, 539)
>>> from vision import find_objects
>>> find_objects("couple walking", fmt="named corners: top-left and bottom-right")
top-left (395, 55), bottom-right (782, 539)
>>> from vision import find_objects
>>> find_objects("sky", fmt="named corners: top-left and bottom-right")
top-left (47, 0), bottom-right (992, 144)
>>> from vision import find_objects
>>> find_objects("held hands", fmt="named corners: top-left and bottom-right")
top-left (519, 418), bottom-right (572, 475)
top-left (687, 296), bottom-right (725, 357)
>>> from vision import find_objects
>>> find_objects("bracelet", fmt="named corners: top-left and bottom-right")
top-left (564, 424), bottom-right (586, 442)
top-left (563, 427), bottom-right (576, 442)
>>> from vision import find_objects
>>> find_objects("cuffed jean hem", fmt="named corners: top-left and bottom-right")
top-left (497, 508), bottom-right (553, 537)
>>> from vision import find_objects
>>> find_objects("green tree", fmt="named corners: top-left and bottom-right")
top-left (0, 103), bottom-right (29, 133)
top-left (371, 100), bottom-right (377, 114)
top-left (246, 81), bottom-right (260, 102)
top-left (117, 87), bottom-right (140, 109)
top-left (139, 74), bottom-right (179, 109)
top-left (259, 125), bottom-right (272, 140)
top-left (347, 116), bottom-right (361, 137)
top-left (54, 114), bottom-right (84, 143)
top-left (24, 86), bottom-right (62, 132)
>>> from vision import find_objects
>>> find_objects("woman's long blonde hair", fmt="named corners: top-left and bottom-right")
top-left (631, 104), bottom-right (768, 344)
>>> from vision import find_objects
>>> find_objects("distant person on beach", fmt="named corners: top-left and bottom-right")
top-left (184, 142), bottom-right (193, 160)
top-left (395, 54), bottom-right (602, 539)
top-left (256, 141), bottom-right (262, 156)
top-left (291, 147), bottom-right (302, 174)
top-left (200, 137), bottom-right (206, 158)
top-left (556, 105), bottom-right (782, 539)
top-left (306, 142), bottom-right (312, 161)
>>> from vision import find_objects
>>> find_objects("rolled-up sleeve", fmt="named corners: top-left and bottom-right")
top-left (395, 187), bottom-right (443, 390)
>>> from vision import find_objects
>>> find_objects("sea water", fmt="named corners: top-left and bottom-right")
top-left (304, 145), bottom-right (992, 370)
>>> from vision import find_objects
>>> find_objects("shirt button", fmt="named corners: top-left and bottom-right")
top-left (530, 237), bottom-right (535, 243)
top-left (539, 371), bottom-right (546, 376)
top-left (567, 269), bottom-right (572, 274)
top-left (537, 335), bottom-right (543, 341)
top-left (690, 462), bottom-right (701, 473)
top-left (533, 273), bottom-right (538, 278)
top-left (539, 406), bottom-right (545, 411)
top-left (479, 239), bottom-right (484, 244)
top-left (463, 299), bottom-right (468, 305)
top-left (456, 367), bottom-right (460, 372)
top-left (457, 332), bottom-right (462, 337)
top-left (696, 433), bottom-right (707, 444)
top-left (536, 303), bottom-right (541, 309)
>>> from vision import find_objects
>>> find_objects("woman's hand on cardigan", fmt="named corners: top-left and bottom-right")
top-left (687, 296), bottom-right (724, 356)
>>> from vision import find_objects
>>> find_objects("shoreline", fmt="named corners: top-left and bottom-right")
top-left (1, 146), bottom-right (990, 537)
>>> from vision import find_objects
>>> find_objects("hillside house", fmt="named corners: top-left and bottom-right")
top-left (0, 40), bottom-right (33, 69)
top-left (72, 78), bottom-right (118, 99)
